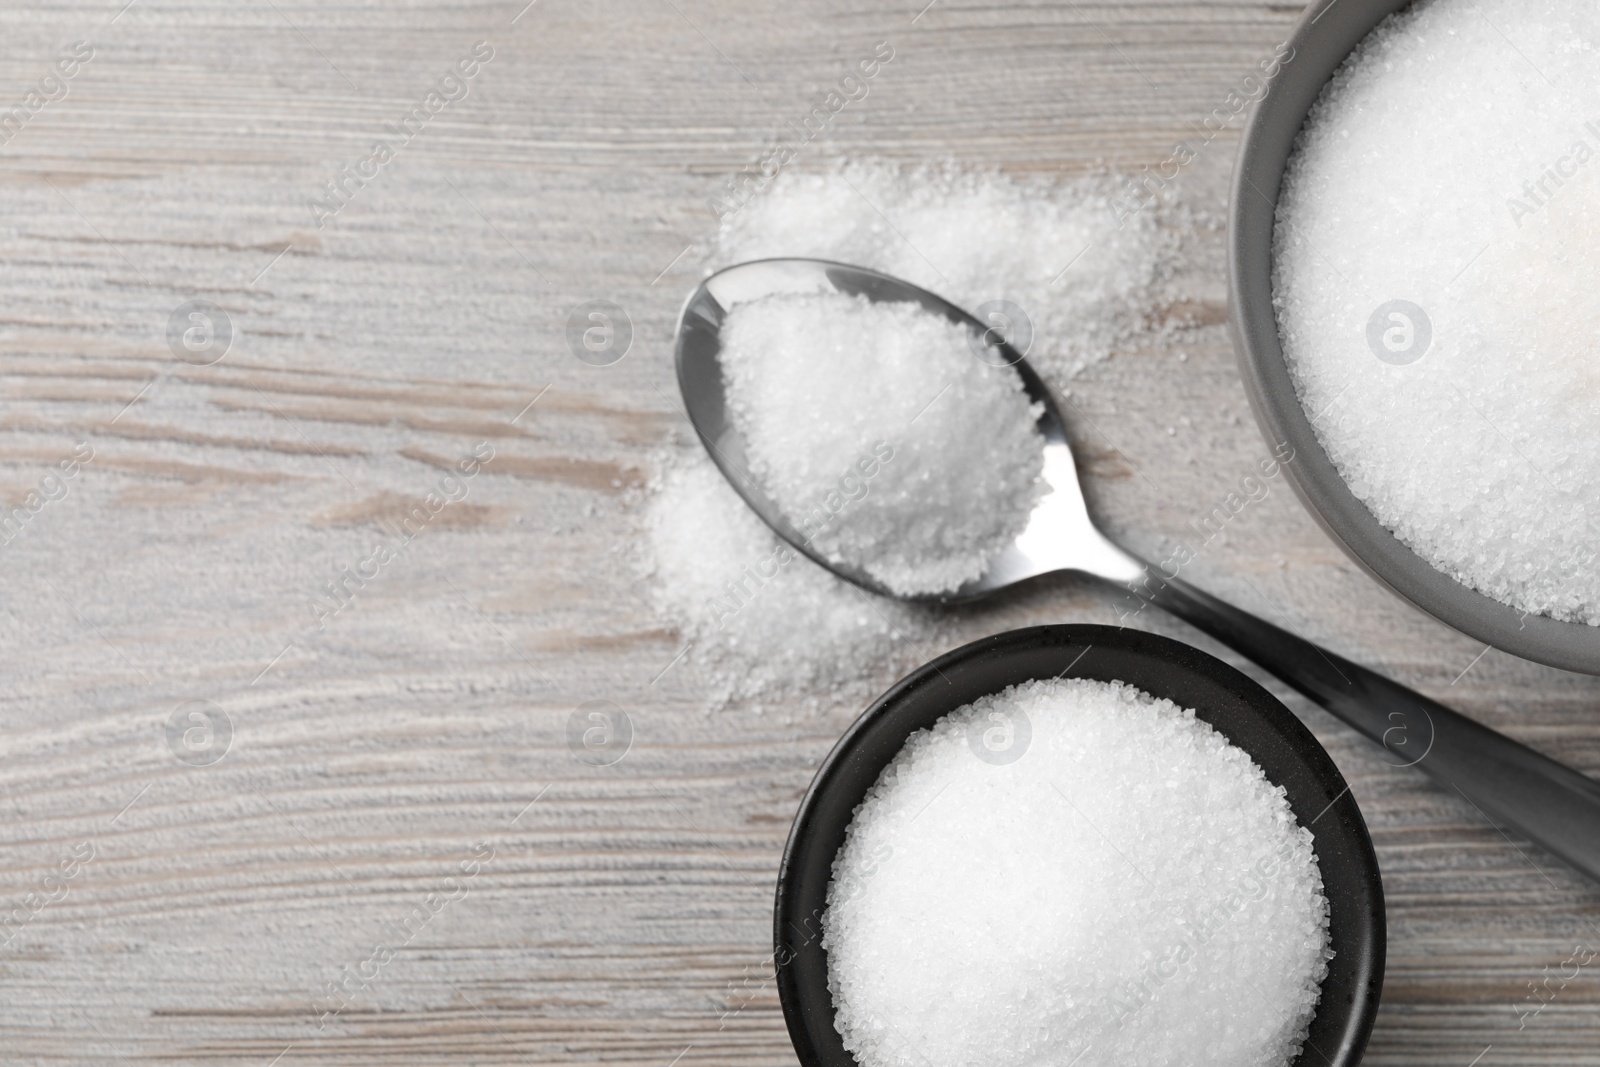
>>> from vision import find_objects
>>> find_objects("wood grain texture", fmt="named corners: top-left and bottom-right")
top-left (2, 0), bottom-right (1599, 1063)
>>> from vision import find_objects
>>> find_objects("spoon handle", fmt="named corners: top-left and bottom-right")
top-left (1125, 570), bottom-right (1600, 884)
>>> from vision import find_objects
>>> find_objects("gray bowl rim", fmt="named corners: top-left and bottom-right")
top-left (1228, 0), bottom-right (1600, 675)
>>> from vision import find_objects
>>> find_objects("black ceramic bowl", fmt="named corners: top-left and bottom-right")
top-left (775, 624), bottom-right (1384, 1067)
top-left (1229, 0), bottom-right (1600, 675)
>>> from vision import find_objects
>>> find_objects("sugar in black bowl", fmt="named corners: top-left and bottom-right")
top-left (776, 625), bottom-right (1384, 1067)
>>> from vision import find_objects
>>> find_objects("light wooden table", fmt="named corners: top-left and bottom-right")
top-left (2, 0), bottom-right (1598, 1063)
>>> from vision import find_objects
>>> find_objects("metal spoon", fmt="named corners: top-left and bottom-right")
top-left (675, 256), bottom-right (1600, 885)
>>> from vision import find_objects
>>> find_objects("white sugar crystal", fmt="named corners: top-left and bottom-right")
top-left (719, 291), bottom-right (1046, 595)
top-left (824, 678), bottom-right (1330, 1067)
top-left (1274, 0), bottom-right (1600, 624)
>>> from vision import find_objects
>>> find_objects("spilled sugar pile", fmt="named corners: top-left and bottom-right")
top-left (644, 161), bottom-right (1184, 706)
top-left (714, 161), bottom-right (1181, 382)
top-left (824, 678), bottom-right (1330, 1067)
top-left (1274, 0), bottom-right (1600, 625)
top-left (645, 458), bottom-right (932, 708)
top-left (721, 291), bottom-right (1046, 596)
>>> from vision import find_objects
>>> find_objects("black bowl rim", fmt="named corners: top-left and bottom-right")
top-left (1228, 0), bottom-right (1600, 675)
top-left (774, 623), bottom-right (1385, 1067)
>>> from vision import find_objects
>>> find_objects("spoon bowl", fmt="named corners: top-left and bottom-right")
top-left (674, 257), bottom-right (1143, 604)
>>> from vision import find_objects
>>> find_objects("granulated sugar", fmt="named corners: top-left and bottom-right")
top-left (643, 161), bottom-right (1182, 704)
top-left (824, 678), bottom-right (1330, 1067)
top-left (1274, 0), bottom-right (1600, 624)
top-left (719, 291), bottom-right (1045, 595)
top-left (712, 161), bottom-right (1181, 381)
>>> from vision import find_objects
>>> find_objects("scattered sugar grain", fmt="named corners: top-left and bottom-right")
top-left (720, 291), bottom-right (1046, 595)
top-left (825, 677), bottom-right (1330, 1067)
top-left (1274, 0), bottom-right (1600, 623)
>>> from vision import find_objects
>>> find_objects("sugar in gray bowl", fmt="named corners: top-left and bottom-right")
top-left (1228, 0), bottom-right (1600, 675)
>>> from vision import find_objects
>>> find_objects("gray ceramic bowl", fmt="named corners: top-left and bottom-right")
top-left (1229, 0), bottom-right (1600, 675)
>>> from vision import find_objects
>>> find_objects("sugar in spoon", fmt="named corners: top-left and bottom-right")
top-left (675, 257), bottom-right (1600, 886)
